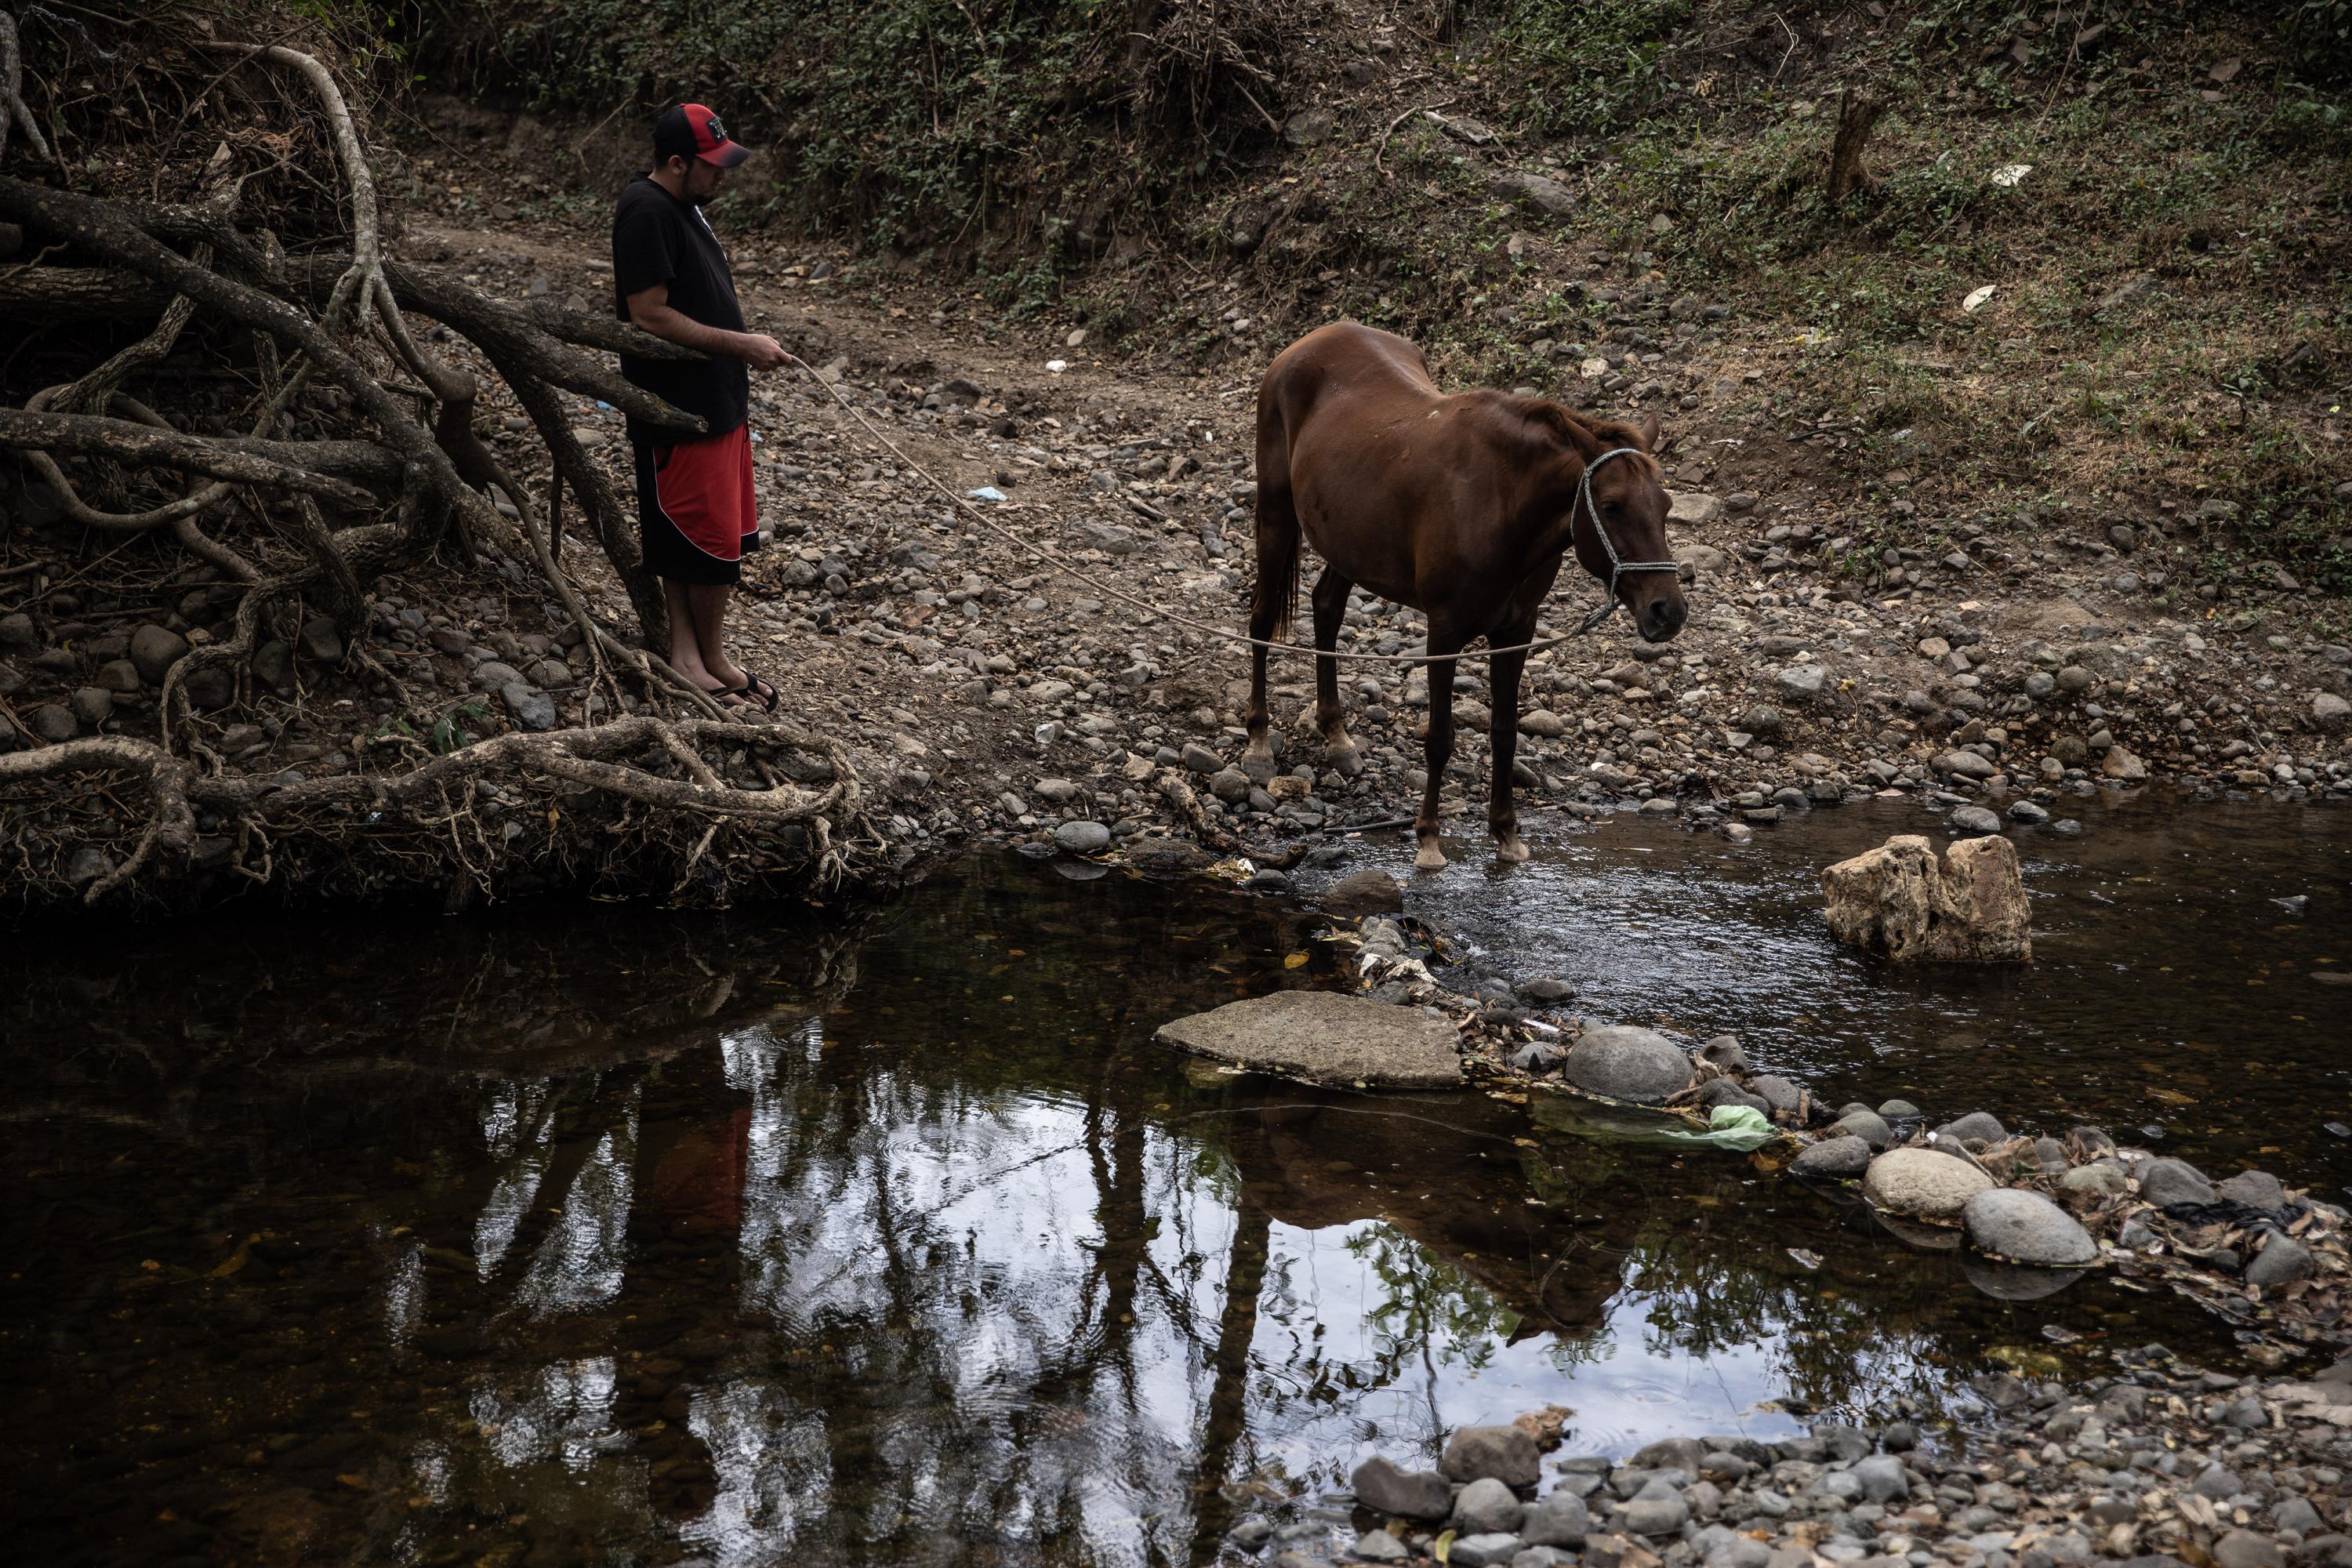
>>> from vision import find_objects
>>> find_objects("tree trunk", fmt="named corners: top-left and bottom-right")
top-left (1825, 90), bottom-right (1886, 205)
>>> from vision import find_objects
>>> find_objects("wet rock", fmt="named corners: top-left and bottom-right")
top-left (1451, 1534), bottom-right (1530, 1568)
top-left (1864, 1146), bottom-right (1995, 1221)
top-left (1453, 1477), bottom-right (1527, 1535)
top-left (1963, 1188), bottom-right (2097, 1265)
top-left (1792, 1136), bottom-right (1871, 1178)
top-left (1821, 833), bottom-right (2032, 963)
top-left (1350, 1528), bottom-right (1410, 1562)
top-left (2060, 1161), bottom-right (2130, 1198)
top-left (1563, 1025), bottom-right (1695, 1105)
top-left (2140, 1158), bottom-right (2214, 1208)
top-left (1351, 1455), bottom-right (1451, 1520)
top-left (1054, 819), bottom-right (1111, 855)
top-left (2215, 1170), bottom-right (2285, 1208)
top-left (1323, 868), bottom-right (1406, 917)
top-left (129, 623), bottom-right (189, 684)
top-left (1229, 1516), bottom-right (1275, 1548)
top-left (1938, 1111), bottom-right (2007, 1144)
top-left (1951, 805), bottom-right (2004, 836)
top-left (2102, 744), bottom-right (2148, 782)
top-left (1443, 1424), bottom-right (1541, 1487)
top-left (1751, 1075), bottom-right (1802, 1115)
top-left (1622, 1496), bottom-right (1689, 1535)
top-left (1698, 1035), bottom-right (1748, 1072)
top-left (1878, 1099), bottom-right (1922, 1120)
top-left (2245, 1235), bottom-right (2314, 1288)
top-left (1699, 1078), bottom-right (1771, 1115)
top-left (1156, 991), bottom-right (1463, 1087)
top-left (1522, 1491), bottom-right (1591, 1548)
top-left (1833, 1110), bottom-right (1893, 1148)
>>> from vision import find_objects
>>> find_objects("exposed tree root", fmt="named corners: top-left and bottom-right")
top-left (0, 29), bottom-right (872, 916)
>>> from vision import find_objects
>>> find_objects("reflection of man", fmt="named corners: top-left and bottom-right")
top-left (612, 102), bottom-right (787, 711)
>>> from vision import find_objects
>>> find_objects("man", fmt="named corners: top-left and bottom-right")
top-left (612, 101), bottom-right (788, 710)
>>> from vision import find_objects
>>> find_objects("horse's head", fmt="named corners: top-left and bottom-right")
top-left (1570, 411), bottom-right (1687, 644)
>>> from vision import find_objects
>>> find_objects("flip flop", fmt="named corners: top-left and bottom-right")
top-left (731, 671), bottom-right (780, 713)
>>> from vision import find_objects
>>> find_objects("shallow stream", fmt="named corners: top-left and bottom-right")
top-left (3, 800), bottom-right (2343, 1566)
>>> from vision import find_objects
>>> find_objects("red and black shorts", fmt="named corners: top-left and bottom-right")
top-left (633, 425), bottom-right (758, 586)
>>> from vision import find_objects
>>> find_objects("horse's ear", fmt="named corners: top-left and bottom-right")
top-left (1637, 411), bottom-right (1661, 452)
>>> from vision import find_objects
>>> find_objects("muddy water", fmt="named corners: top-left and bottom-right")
top-left (0, 855), bottom-right (2247, 1567)
top-left (1385, 795), bottom-right (2352, 1186)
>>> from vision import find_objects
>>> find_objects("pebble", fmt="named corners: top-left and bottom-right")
top-left (1791, 1135), bottom-right (1871, 1178)
top-left (2140, 1157), bottom-right (2215, 1208)
top-left (1442, 1424), bottom-right (1541, 1487)
top-left (1962, 1187), bottom-right (2098, 1265)
top-left (1950, 804), bottom-right (2004, 835)
top-left (1452, 1477), bottom-right (1526, 1534)
top-left (1350, 1455), bottom-right (1450, 1520)
top-left (1053, 819), bottom-right (1111, 855)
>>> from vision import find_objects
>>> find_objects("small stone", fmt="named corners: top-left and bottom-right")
top-left (2060, 1161), bottom-right (2130, 1198)
top-left (2215, 1171), bottom-right (2285, 1209)
top-left (96, 659), bottom-right (142, 694)
top-left (1522, 1491), bottom-right (1591, 1548)
top-left (1938, 1111), bottom-right (2007, 1144)
top-left (1880, 1421), bottom-right (1919, 1452)
top-left (2314, 692), bottom-right (2350, 732)
top-left (2140, 1157), bottom-right (2215, 1208)
top-left (0, 611), bottom-right (36, 651)
top-left (1443, 1424), bottom-right (1541, 1488)
top-left (1877, 1099), bottom-right (1921, 1120)
top-left (2245, 1235), bottom-right (2315, 1289)
top-left (1777, 663), bottom-right (1828, 702)
top-left (1950, 804), bottom-right (2003, 836)
top-left (1621, 1497), bottom-right (1689, 1536)
top-left (1962, 1188), bottom-right (2097, 1266)
top-left (1852, 1454), bottom-right (1909, 1503)
top-left (1351, 1455), bottom-right (1452, 1520)
top-left (1323, 868), bottom-right (1406, 917)
top-left (1793, 1136), bottom-right (1872, 1178)
top-left (1454, 1477), bottom-right (1528, 1535)
top-left (68, 686), bottom-right (112, 728)
top-left (2100, 744), bottom-right (2147, 782)
top-left (1351, 1529), bottom-right (1410, 1563)
top-left (499, 681), bottom-right (557, 731)
top-left (2007, 800), bottom-right (2050, 824)
top-left (1834, 1110), bottom-right (1894, 1148)
top-left (129, 623), bottom-right (189, 684)
top-left (1179, 741), bottom-right (1223, 774)
top-left (2211, 1530), bottom-right (2283, 1568)
top-left (1452, 1535), bottom-right (1533, 1568)
top-left (1054, 819), bottom-right (1112, 855)
top-left (1563, 1025), bottom-right (1695, 1105)
top-left (299, 615), bottom-right (344, 663)
top-left (31, 702), bottom-right (78, 742)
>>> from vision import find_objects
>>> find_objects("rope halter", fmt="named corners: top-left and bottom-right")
top-left (1571, 445), bottom-right (1682, 633)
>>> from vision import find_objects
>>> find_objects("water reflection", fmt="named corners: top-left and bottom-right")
top-left (0, 857), bottom-right (2234, 1567)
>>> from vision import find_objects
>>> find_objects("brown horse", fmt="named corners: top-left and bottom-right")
top-left (1246, 321), bottom-right (1688, 870)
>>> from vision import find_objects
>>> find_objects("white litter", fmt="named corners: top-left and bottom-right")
top-left (966, 486), bottom-right (1007, 503)
top-left (1991, 163), bottom-right (2033, 187)
top-left (1962, 285), bottom-right (1998, 314)
top-left (1045, 358), bottom-right (1069, 374)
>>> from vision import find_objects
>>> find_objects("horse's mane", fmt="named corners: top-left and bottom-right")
top-left (1504, 395), bottom-right (1661, 477)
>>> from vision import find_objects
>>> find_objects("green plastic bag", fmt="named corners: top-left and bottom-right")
top-left (1661, 1104), bottom-right (1776, 1151)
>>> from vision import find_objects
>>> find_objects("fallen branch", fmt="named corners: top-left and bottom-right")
top-left (0, 407), bottom-right (382, 508)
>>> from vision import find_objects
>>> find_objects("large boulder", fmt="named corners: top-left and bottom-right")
top-left (1562, 1025), bottom-right (1694, 1104)
top-left (1155, 991), bottom-right (1463, 1087)
top-left (1320, 868), bottom-right (1406, 917)
top-left (1863, 1147), bottom-right (1995, 1222)
top-left (1962, 1188), bottom-right (2097, 1266)
top-left (1821, 833), bottom-right (2032, 963)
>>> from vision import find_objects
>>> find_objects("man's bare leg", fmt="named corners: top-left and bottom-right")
top-left (687, 583), bottom-right (763, 699)
top-left (663, 578), bottom-right (720, 690)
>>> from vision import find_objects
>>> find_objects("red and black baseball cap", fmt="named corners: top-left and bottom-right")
top-left (653, 103), bottom-right (751, 169)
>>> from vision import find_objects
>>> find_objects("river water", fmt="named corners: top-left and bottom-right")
top-left (2, 802), bottom-right (2339, 1566)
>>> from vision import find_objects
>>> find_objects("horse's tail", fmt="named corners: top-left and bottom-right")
top-left (1251, 365), bottom-right (1302, 641)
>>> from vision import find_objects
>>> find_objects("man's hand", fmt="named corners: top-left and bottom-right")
top-left (732, 332), bottom-right (789, 372)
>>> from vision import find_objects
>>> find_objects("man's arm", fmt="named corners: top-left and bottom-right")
top-left (626, 282), bottom-right (787, 370)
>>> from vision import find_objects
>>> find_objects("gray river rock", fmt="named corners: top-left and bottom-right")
top-left (1863, 1146), bottom-right (1995, 1221)
top-left (1563, 1025), bottom-right (1694, 1103)
top-left (1153, 990), bottom-right (1463, 1087)
top-left (1962, 1187), bottom-right (2098, 1265)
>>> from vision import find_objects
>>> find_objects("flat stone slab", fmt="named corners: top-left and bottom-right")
top-left (1154, 990), bottom-right (1465, 1087)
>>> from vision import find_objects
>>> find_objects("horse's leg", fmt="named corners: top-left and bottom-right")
top-left (1486, 626), bottom-right (1535, 863)
top-left (1308, 565), bottom-right (1362, 779)
top-left (1414, 629), bottom-right (1465, 871)
top-left (1242, 419), bottom-right (1301, 786)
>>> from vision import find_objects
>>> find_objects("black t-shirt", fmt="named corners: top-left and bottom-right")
top-left (612, 173), bottom-right (750, 445)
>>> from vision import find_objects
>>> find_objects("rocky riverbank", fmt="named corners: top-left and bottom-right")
top-left (1216, 1348), bottom-right (2352, 1568)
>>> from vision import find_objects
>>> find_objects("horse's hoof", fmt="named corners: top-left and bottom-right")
top-left (1327, 743), bottom-right (1363, 780)
top-left (1495, 833), bottom-right (1530, 863)
top-left (1414, 840), bottom-right (1448, 872)
top-left (1239, 750), bottom-right (1276, 786)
